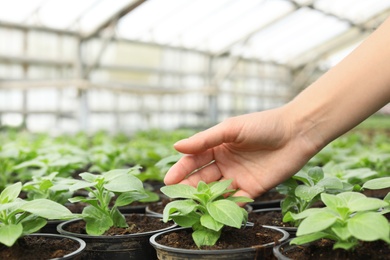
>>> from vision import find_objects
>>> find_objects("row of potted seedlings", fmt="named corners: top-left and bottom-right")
top-left (1, 129), bottom-right (390, 259)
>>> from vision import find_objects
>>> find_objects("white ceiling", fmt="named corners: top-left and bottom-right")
top-left (0, 0), bottom-right (389, 67)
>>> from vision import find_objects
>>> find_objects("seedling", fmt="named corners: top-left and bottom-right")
top-left (161, 179), bottom-right (253, 248)
top-left (0, 182), bottom-right (74, 247)
top-left (68, 167), bottom-right (149, 235)
top-left (22, 172), bottom-right (75, 205)
top-left (289, 192), bottom-right (390, 250)
top-left (277, 166), bottom-right (353, 226)
top-left (362, 176), bottom-right (390, 214)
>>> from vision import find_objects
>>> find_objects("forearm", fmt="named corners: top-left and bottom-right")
top-left (287, 17), bottom-right (390, 151)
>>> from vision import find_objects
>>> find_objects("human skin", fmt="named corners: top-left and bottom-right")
top-left (164, 17), bottom-right (390, 199)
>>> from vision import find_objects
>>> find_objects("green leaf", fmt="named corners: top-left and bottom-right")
top-left (295, 185), bottom-right (324, 201)
top-left (79, 172), bottom-right (98, 182)
top-left (171, 212), bottom-right (200, 227)
top-left (139, 190), bottom-right (159, 203)
top-left (196, 181), bottom-right (209, 193)
top-left (20, 199), bottom-right (73, 219)
top-left (290, 232), bottom-right (330, 245)
top-left (317, 177), bottom-right (344, 190)
top-left (104, 174), bottom-right (144, 192)
top-left (83, 206), bottom-right (113, 235)
top-left (226, 196), bottom-right (254, 203)
top-left (0, 182), bottom-right (22, 204)
top-left (69, 180), bottom-right (95, 192)
top-left (160, 184), bottom-right (197, 199)
top-left (384, 192), bottom-right (390, 203)
top-left (207, 200), bottom-right (243, 228)
top-left (209, 180), bottom-right (233, 198)
top-left (363, 177), bottom-right (390, 190)
top-left (162, 200), bottom-right (198, 222)
top-left (114, 191), bottom-right (148, 207)
top-left (200, 213), bottom-right (223, 231)
top-left (330, 222), bottom-right (351, 241)
top-left (337, 191), bottom-right (365, 205)
top-left (192, 193), bottom-right (210, 205)
top-left (0, 198), bottom-right (26, 212)
top-left (0, 224), bottom-right (23, 247)
top-left (68, 196), bottom-right (95, 204)
top-left (348, 197), bottom-right (387, 212)
top-left (276, 178), bottom-right (298, 195)
top-left (333, 241), bottom-right (358, 250)
top-left (296, 211), bottom-right (337, 236)
top-left (321, 193), bottom-right (345, 211)
top-left (111, 208), bottom-right (127, 228)
top-left (293, 171), bottom-right (313, 186)
top-left (192, 228), bottom-right (221, 247)
top-left (39, 179), bottom-right (53, 191)
top-left (283, 208), bottom-right (324, 222)
top-left (280, 196), bottom-right (298, 215)
top-left (103, 169), bottom-right (132, 181)
top-left (348, 212), bottom-right (390, 242)
top-left (21, 216), bottom-right (47, 235)
top-left (307, 167), bottom-right (324, 183)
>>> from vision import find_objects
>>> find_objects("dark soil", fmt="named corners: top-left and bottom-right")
top-left (0, 235), bottom-right (80, 260)
top-left (278, 238), bottom-right (390, 260)
top-left (156, 224), bottom-right (283, 251)
top-left (362, 188), bottom-right (390, 199)
top-left (248, 209), bottom-right (294, 228)
top-left (146, 198), bottom-right (173, 214)
top-left (64, 214), bottom-right (172, 235)
top-left (65, 202), bottom-right (87, 214)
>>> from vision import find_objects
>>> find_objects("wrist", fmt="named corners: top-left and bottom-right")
top-left (282, 101), bottom-right (329, 158)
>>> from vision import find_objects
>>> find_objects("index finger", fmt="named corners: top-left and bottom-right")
top-left (164, 151), bottom-right (220, 185)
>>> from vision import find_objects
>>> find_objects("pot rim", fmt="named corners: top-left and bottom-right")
top-left (250, 207), bottom-right (297, 233)
top-left (57, 213), bottom-right (176, 239)
top-left (272, 238), bottom-right (294, 260)
top-left (149, 225), bottom-right (290, 255)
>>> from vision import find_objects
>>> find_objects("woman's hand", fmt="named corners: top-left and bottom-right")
top-left (164, 106), bottom-right (320, 199)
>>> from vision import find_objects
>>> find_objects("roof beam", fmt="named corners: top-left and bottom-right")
top-left (288, 7), bottom-right (390, 68)
top-left (214, 5), bottom-right (297, 57)
top-left (0, 20), bottom-right (77, 36)
top-left (0, 54), bottom-right (74, 67)
top-left (81, 0), bottom-right (146, 41)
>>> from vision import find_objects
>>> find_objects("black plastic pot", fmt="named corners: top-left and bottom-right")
top-left (249, 189), bottom-right (284, 210)
top-left (273, 238), bottom-right (293, 260)
top-left (57, 214), bottom-right (176, 260)
top-left (150, 225), bottom-right (290, 260)
top-left (0, 233), bottom-right (86, 260)
top-left (145, 201), bottom-right (163, 217)
top-left (38, 219), bottom-right (63, 234)
top-left (273, 237), bottom-right (390, 259)
top-left (146, 202), bottom-right (253, 217)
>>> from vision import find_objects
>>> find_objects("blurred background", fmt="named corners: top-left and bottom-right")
top-left (0, 0), bottom-right (390, 134)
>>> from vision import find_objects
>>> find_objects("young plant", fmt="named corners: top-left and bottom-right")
top-left (160, 179), bottom-right (253, 248)
top-left (68, 167), bottom-right (149, 235)
top-left (0, 182), bottom-right (74, 247)
top-left (277, 166), bottom-right (353, 226)
top-left (362, 176), bottom-right (390, 214)
top-left (288, 191), bottom-right (390, 250)
top-left (22, 172), bottom-right (75, 205)
top-left (13, 148), bottom-right (89, 179)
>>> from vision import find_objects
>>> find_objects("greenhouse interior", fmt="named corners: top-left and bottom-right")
top-left (1, 0), bottom-right (390, 259)
top-left (0, 0), bottom-right (389, 133)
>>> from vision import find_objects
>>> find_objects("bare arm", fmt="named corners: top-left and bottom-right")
top-left (291, 16), bottom-right (390, 149)
top-left (164, 17), bottom-right (390, 199)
